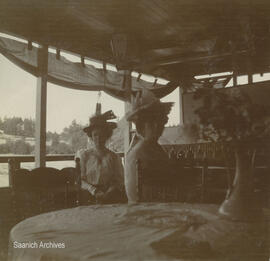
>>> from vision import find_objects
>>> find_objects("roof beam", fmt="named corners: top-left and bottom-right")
top-left (138, 50), bottom-right (247, 69)
top-left (194, 74), bottom-right (232, 82)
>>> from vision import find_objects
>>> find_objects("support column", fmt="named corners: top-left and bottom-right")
top-left (8, 158), bottom-right (20, 188)
top-left (247, 56), bottom-right (253, 84)
top-left (232, 71), bottom-right (237, 87)
top-left (179, 86), bottom-right (184, 125)
top-left (232, 53), bottom-right (237, 87)
top-left (35, 45), bottom-right (48, 168)
top-left (231, 42), bottom-right (237, 87)
top-left (123, 70), bottom-right (132, 160)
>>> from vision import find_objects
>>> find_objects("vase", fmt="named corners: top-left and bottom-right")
top-left (219, 147), bottom-right (262, 221)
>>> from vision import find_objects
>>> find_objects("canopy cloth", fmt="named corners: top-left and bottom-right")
top-left (8, 203), bottom-right (268, 261)
top-left (0, 36), bottom-right (178, 101)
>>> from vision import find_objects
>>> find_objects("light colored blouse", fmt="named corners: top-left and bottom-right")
top-left (76, 148), bottom-right (124, 195)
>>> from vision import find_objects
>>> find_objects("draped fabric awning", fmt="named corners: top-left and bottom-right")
top-left (0, 36), bottom-right (178, 101)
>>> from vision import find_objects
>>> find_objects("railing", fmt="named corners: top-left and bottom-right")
top-left (0, 153), bottom-right (124, 187)
top-left (163, 142), bottom-right (270, 167)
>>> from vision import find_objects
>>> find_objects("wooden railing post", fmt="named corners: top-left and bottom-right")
top-left (8, 158), bottom-right (20, 188)
top-left (179, 86), bottom-right (185, 125)
top-left (75, 158), bottom-right (81, 206)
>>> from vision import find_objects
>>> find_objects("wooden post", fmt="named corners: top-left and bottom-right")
top-left (232, 50), bottom-right (237, 87)
top-left (35, 45), bottom-right (48, 168)
top-left (8, 158), bottom-right (20, 188)
top-left (230, 41), bottom-right (238, 87)
top-left (75, 157), bottom-right (81, 206)
top-left (179, 86), bottom-right (184, 125)
top-left (124, 70), bottom-right (132, 160)
top-left (247, 55), bottom-right (253, 84)
top-left (232, 71), bottom-right (237, 87)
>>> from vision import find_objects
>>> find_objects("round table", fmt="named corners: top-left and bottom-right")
top-left (8, 203), bottom-right (269, 261)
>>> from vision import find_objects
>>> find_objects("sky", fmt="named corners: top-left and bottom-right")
top-left (0, 53), bottom-right (180, 133)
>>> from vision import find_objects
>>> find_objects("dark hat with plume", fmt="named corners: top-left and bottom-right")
top-left (83, 110), bottom-right (117, 134)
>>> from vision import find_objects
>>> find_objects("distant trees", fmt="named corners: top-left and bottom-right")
top-left (0, 118), bottom-right (3, 130)
top-left (46, 130), bottom-right (75, 154)
top-left (0, 117), bottom-right (35, 137)
top-left (0, 139), bottom-right (34, 154)
top-left (107, 124), bottom-right (124, 152)
top-left (23, 118), bottom-right (35, 137)
top-left (0, 117), bottom-right (35, 154)
top-left (0, 117), bottom-right (124, 155)
top-left (46, 142), bottom-right (73, 154)
top-left (61, 120), bottom-right (88, 153)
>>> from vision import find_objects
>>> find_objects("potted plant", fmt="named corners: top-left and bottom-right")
top-left (194, 87), bottom-right (270, 221)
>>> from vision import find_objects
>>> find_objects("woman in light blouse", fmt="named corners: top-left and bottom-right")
top-left (77, 110), bottom-right (125, 204)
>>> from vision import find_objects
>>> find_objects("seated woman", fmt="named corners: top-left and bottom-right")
top-left (76, 110), bottom-right (125, 204)
top-left (125, 90), bottom-right (174, 203)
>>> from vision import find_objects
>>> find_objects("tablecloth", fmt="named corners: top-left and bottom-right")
top-left (8, 203), bottom-right (269, 261)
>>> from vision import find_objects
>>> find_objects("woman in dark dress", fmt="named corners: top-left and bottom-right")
top-left (125, 90), bottom-right (174, 203)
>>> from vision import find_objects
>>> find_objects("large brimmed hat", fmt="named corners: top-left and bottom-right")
top-left (126, 89), bottom-right (173, 122)
top-left (83, 110), bottom-right (117, 134)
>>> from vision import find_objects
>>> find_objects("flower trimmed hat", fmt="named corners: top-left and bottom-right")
top-left (126, 89), bottom-right (173, 122)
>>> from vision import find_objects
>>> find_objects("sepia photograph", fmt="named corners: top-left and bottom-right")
top-left (0, 0), bottom-right (269, 260)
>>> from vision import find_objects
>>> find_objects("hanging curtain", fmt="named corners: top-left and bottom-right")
top-left (0, 36), bottom-right (178, 101)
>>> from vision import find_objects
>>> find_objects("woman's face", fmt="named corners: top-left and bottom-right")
top-left (143, 121), bottom-right (165, 142)
top-left (90, 128), bottom-right (107, 149)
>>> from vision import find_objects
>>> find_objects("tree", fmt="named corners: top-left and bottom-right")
top-left (51, 132), bottom-right (60, 147)
top-left (0, 117), bottom-right (35, 137)
top-left (0, 117), bottom-right (3, 131)
top-left (13, 139), bottom-right (33, 154)
top-left (23, 118), bottom-right (35, 137)
top-left (107, 119), bottom-right (124, 152)
top-left (194, 87), bottom-right (270, 220)
top-left (2, 117), bottom-right (23, 135)
top-left (47, 142), bottom-right (73, 154)
top-left (0, 139), bottom-right (34, 154)
top-left (61, 120), bottom-right (87, 152)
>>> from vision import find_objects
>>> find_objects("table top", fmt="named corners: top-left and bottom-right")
top-left (9, 203), bottom-right (269, 261)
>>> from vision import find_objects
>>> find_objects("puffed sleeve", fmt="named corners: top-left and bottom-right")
top-left (75, 149), bottom-right (97, 195)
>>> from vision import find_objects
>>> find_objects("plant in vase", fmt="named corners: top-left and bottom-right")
top-left (194, 87), bottom-right (270, 221)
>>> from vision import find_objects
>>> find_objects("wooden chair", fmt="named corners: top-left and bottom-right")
top-left (168, 150), bottom-right (232, 203)
top-left (59, 157), bottom-right (95, 206)
top-left (199, 166), bottom-right (232, 204)
top-left (178, 166), bottom-right (204, 203)
top-left (164, 155), bottom-right (206, 203)
top-left (12, 167), bottom-right (68, 222)
top-left (59, 158), bottom-right (81, 207)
